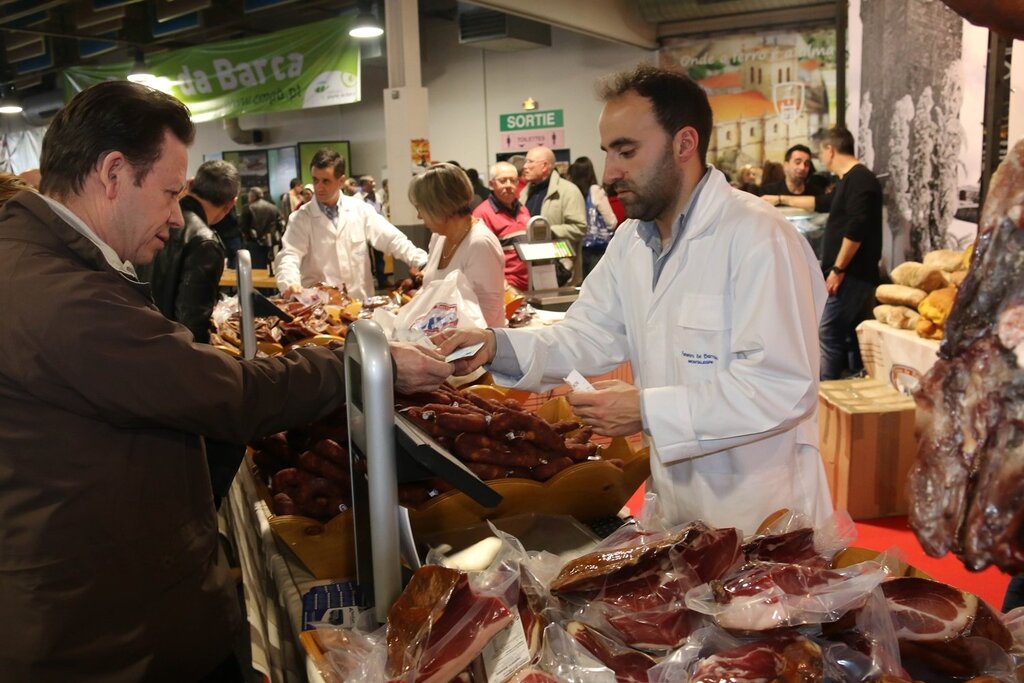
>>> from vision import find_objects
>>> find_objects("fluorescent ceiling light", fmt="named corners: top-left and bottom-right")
top-left (127, 49), bottom-right (156, 85)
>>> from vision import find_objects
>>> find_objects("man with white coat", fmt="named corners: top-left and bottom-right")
top-left (275, 148), bottom-right (427, 299)
top-left (437, 64), bottom-right (832, 534)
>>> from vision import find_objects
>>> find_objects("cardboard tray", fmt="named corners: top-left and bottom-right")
top-left (248, 394), bottom-right (649, 581)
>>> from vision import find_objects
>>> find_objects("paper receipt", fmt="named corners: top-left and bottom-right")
top-left (445, 341), bottom-right (485, 363)
top-left (564, 369), bottom-right (595, 392)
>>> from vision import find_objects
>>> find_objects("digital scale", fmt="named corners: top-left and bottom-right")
top-left (514, 216), bottom-right (580, 312)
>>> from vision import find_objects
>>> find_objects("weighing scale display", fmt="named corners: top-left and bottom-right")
top-left (515, 240), bottom-right (575, 262)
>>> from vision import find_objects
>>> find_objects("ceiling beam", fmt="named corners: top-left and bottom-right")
top-left (463, 0), bottom-right (657, 49)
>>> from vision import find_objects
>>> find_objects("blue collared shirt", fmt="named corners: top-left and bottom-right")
top-left (634, 166), bottom-right (712, 289)
top-left (317, 197), bottom-right (340, 227)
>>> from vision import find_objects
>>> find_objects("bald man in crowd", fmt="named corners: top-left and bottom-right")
top-left (520, 146), bottom-right (586, 284)
top-left (473, 161), bottom-right (530, 290)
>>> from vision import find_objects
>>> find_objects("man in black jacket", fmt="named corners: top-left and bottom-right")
top-left (239, 186), bottom-right (281, 268)
top-left (146, 159), bottom-right (239, 343)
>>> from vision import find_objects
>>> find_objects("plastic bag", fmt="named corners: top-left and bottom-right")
top-left (310, 611), bottom-right (388, 683)
top-left (385, 564), bottom-right (520, 683)
top-left (646, 624), bottom-right (744, 682)
top-left (378, 270), bottom-right (487, 344)
top-left (742, 510), bottom-right (857, 566)
top-left (536, 623), bottom-right (618, 683)
top-left (684, 558), bottom-right (889, 631)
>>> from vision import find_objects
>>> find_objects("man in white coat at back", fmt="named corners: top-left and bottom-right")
top-left (437, 64), bottom-right (832, 534)
top-left (275, 148), bottom-right (427, 299)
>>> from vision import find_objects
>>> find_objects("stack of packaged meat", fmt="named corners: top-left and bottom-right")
top-left (308, 507), bottom-right (1024, 682)
top-left (210, 284), bottom-right (354, 354)
top-left (248, 383), bottom-right (613, 518)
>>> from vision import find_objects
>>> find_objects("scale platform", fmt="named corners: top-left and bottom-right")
top-left (527, 287), bottom-right (579, 312)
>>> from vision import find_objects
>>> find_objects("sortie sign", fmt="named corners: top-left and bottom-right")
top-left (499, 109), bottom-right (564, 132)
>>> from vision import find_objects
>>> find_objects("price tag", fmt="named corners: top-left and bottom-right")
top-left (563, 369), bottom-right (594, 392)
top-left (445, 341), bottom-right (485, 363)
top-left (480, 611), bottom-right (531, 682)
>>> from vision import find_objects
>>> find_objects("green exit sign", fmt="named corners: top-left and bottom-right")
top-left (500, 109), bottom-right (563, 132)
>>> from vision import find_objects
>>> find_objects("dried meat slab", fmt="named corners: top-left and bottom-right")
top-left (553, 522), bottom-right (741, 651)
top-left (827, 577), bottom-right (1013, 683)
top-left (909, 138), bottom-right (1024, 573)
top-left (689, 634), bottom-right (824, 683)
top-left (386, 565), bottom-right (513, 683)
top-left (566, 621), bottom-right (656, 683)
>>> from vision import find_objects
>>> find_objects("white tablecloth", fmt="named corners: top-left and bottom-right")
top-left (855, 319), bottom-right (941, 394)
top-left (221, 465), bottom-right (333, 683)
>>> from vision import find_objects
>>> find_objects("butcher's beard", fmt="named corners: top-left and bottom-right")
top-left (614, 147), bottom-right (680, 223)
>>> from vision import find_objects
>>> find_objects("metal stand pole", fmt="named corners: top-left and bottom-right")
top-left (344, 320), bottom-right (401, 625)
top-left (237, 249), bottom-right (256, 360)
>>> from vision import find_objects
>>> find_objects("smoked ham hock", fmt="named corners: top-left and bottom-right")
top-left (909, 139), bottom-right (1024, 573)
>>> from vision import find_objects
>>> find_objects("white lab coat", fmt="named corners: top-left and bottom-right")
top-left (495, 169), bottom-right (832, 535)
top-left (275, 194), bottom-right (427, 300)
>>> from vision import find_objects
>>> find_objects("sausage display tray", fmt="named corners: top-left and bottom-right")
top-left (248, 394), bottom-right (650, 581)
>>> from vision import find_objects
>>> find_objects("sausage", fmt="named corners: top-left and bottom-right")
top-left (271, 467), bottom-right (313, 495)
top-left (252, 449), bottom-right (289, 479)
top-left (552, 420), bottom-right (584, 434)
top-left (398, 484), bottom-right (432, 507)
top-left (454, 433), bottom-right (510, 460)
top-left (465, 462), bottom-right (508, 481)
top-left (308, 423), bottom-right (348, 446)
top-left (272, 492), bottom-right (299, 516)
top-left (488, 411), bottom-right (564, 451)
top-left (312, 438), bottom-right (349, 465)
top-left (256, 433), bottom-right (298, 466)
top-left (298, 450), bottom-right (351, 485)
top-left (565, 426), bottom-right (594, 444)
top-left (296, 476), bottom-right (346, 507)
top-left (437, 411), bottom-right (490, 433)
top-left (562, 442), bottom-right (596, 463)
top-left (532, 457), bottom-right (574, 481)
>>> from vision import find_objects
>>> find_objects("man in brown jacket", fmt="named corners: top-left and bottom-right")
top-left (0, 81), bottom-right (451, 682)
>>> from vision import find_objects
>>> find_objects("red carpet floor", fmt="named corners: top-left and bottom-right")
top-left (624, 487), bottom-right (1011, 610)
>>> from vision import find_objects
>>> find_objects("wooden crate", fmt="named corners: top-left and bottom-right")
top-left (818, 378), bottom-right (917, 520)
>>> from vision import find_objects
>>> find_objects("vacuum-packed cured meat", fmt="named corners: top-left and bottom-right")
top-left (386, 566), bottom-right (513, 683)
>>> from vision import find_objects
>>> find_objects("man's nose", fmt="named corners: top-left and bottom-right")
top-left (169, 200), bottom-right (185, 229)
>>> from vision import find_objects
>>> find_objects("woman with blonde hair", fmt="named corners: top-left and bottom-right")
top-left (408, 162), bottom-right (505, 327)
top-left (0, 172), bottom-right (36, 207)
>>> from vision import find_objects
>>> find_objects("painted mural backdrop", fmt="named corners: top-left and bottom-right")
top-left (854, 0), bottom-right (986, 263)
top-left (660, 29), bottom-right (837, 178)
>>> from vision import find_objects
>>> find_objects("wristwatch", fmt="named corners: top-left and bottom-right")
top-left (830, 265), bottom-right (846, 275)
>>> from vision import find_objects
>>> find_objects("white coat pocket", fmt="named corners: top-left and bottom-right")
top-left (675, 294), bottom-right (731, 383)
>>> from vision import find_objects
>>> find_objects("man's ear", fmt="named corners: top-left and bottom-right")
top-left (97, 151), bottom-right (127, 200)
top-left (674, 127), bottom-right (700, 164)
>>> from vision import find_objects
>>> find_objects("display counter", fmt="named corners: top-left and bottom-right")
top-left (856, 319), bottom-right (941, 394)
top-left (220, 267), bottom-right (277, 290)
top-left (221, 462), bottom-right (332, 683)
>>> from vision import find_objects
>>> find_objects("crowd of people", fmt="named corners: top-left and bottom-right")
top-left (0, 60), bottom-right (892, 679)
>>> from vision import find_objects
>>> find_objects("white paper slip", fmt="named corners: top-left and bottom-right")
top-left (445, 341), bottom-right (485, 363)
top-left (564, 369), bottom-right (594, 392)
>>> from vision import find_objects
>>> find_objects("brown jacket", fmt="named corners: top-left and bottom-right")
top-left (0, 192), bottom-right (352, 681)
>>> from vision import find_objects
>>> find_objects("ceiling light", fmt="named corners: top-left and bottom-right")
top-left (127, 49), bottom-right (156, 85)
top-left (349, 2), bottom-right (383, 39)
top-left (0, 85), bottom-right (22, 115)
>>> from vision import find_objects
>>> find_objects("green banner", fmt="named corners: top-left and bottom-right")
top-left (499, 109), bottom-right (563, 132)
top-left (63, 16), bottom-right (360, 122)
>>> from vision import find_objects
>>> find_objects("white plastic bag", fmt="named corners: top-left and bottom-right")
top-left (383, 270), bottom-right (487, 344)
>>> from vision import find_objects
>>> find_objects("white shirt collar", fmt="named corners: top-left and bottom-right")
top-left (38, 194), bottom-right (138, 278)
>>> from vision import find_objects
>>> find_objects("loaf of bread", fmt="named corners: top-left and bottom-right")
top-left (876, 284), bottom-right (927, 308)
top-left (923, 249), bottom-right (965, 273)
top-left (890, 261), bottom-right (947, 292)
top-left (873, 304), bottom-right (921, 330)
top-left (918, 285), bottom-right (958, 325)
top-left (916, 318), bottom-right (944, 340)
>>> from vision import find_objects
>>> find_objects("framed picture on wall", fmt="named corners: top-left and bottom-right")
top-left (223, 149), bottom-right (270, 210)
top-left (298, 141), bottom-right (352, 183)
top-left (267, 146), bottom-right (299, 208)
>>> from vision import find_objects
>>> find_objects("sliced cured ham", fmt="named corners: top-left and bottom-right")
top-left (742, 527), bottom-right (822, 566)
top-left (565, 621), bottom-right (656, 683)
top-left (553, 523), bottom-right (740, 651)
top-left (689, 634), bottom-right (824, 683)
top-left (386, 565), bottom-right (513, 683)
